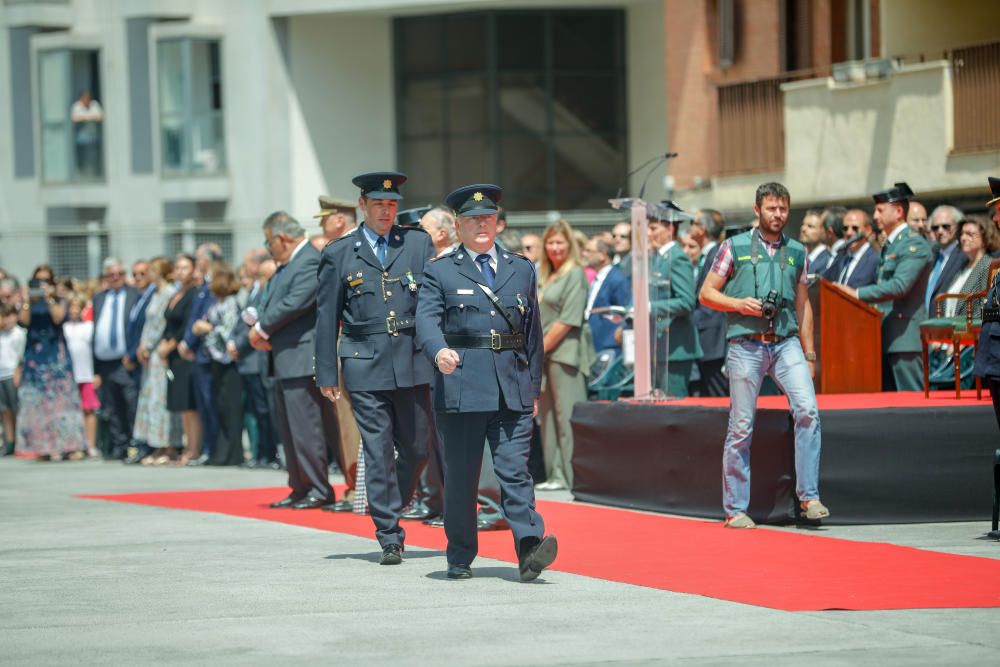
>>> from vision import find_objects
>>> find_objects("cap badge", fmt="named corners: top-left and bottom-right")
top-left (473, 192), bottom-right (485, 202)
top-left (383, 179), bottom-right (392, 189)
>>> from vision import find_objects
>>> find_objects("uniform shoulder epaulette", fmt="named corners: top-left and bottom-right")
top-left (399, 224), bottom-right (429, 235)
top-left (506, 250), bottom-right (533, 264)
top-left (429, 249), bottom-right (458, 263)
top-left (327, 232), bottom-right (356, 248)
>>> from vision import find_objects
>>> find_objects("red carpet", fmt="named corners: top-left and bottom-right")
top-left (80, 486), bottom-right (1000, 611)
top-left (649, 389), bottom-right (992, 410)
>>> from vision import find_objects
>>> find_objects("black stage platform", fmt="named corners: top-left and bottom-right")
top-left (570, 392), bottom-right (997, 524)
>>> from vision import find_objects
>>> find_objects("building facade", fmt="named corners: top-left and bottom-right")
top-left (1, 0), bottom-right (998, 279)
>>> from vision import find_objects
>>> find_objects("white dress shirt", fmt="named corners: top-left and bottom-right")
top-left (467, 244), bottom-right (498, 274)
top-left (94, 289), bottom-right (127, 361)
top-left (585, 264), bottom-right (613, 319)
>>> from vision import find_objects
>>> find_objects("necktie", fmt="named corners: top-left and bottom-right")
top-left (376, 236), bottom-right (387, 266)
top-left (476, 254), bottom-right (495, 288)
top-left (109, 290), bottom-right (120, 351)
top-left (838, 254), bottom-right (852, 284)
top-left (925, 251), bottom-right (946, 311)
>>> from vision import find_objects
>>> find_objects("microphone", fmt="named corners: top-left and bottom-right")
top-left (840, 233), bottom-right (865, 249)
top-left (615, 153), bottom-right (679, 200)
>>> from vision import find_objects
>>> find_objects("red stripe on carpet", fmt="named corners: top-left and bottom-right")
top-left (79, 486), bottom-right (1000, 611)
top-left (642, 389), bottom-right (992, 410)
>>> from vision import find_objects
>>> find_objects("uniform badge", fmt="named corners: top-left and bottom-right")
top-left (515, 293), bottom-right (526, 316)
top-left (909, 245), bottom-right (917, 253)
top-left (383, 179), bottom-right (392, 189)
top-left (473, 192), bottom-right (484, 202)
top-left (405, 271), bottom-right (418, 293)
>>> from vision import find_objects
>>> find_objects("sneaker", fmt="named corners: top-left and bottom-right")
top-left (724, 513), bottom-right (756, 529)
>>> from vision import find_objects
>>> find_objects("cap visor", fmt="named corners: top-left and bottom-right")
top-left (366, 192), bottom-right (403, 201)
top-left (987, 196), bottom-right (1000, 207)
top-left (457, 207), bottom-right (497, 217)
top-left (313, 211), bottom-right (330, 219)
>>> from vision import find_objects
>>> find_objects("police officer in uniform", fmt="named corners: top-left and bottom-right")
top-left (315, 171), bottom-right (434, 565)
top-left (974, 176), bottom-right (1000, 429)
top-left (415, 184), bottom-right (557, 581)
top-left (837, 183), bottom-right (933, 391)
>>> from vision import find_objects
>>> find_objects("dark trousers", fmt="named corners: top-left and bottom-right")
top-left (273, 376), bottom-right (335, 502)
top-left (210, 362), bottom-right (244, 466)
top-left (350, 385), bottom-right (432, 548)
top-left (95, 359), bottom-right (138, 457)
top-left (697, 358), bottom-right (729, 397)
top-left (192, 361), bottom-right (218, 457)
top-left (989, 378), bottom-right (1000, 430)
top-left (242, 372), bottom-right (277, 463)
top-left (437, 408), bottom-right (545, 566)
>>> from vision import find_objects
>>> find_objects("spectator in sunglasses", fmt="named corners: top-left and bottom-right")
top-left (925, 205), bottom-right (968, 312)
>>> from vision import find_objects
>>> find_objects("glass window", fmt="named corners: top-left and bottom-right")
top-left (38, 49), bottom-right (103, 183)
top-left (395, 10), bottom-right (627, 211)
top-left (157, 38), bottom-right (225, 176)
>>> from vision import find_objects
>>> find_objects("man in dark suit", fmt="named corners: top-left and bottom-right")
top-left (828, 210), bottom-right (879, 289)
top-left (250, 212), bottom-right (338, 508)
top-left (231, 250), bottom-right (278, 469)
top-left (178, 243), bottom-right (222, 465)
top-left (122, 259), bottom-right (157, 464)
top-left (315, 171), bottom-right (433, 566)
top-left (690, 209), bottom-right (728, 396)
top-left (924, 205), bottom-right (968, 313)
top-left (800, 210), bottom-right (832, 276)
top-left (91, 258), bottom-right (139, 460)
top-left (583, 237), bottom-right (629, 354)
top-left (416, 183), bottom-right (557, 582)
top-left (611, 221), bottom-right (632, 279)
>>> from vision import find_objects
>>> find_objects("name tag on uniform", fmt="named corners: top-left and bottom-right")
top-left (455, 289), bottom-right (474, 295)
top-left (349, 278), bottom-right (364, 287)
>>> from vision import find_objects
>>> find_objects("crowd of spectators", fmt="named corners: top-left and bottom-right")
top-left (1, 192), bottom-right (997, 500)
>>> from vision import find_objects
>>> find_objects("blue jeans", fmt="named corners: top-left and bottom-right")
top-left (722, 336), bottom-right (821, 516)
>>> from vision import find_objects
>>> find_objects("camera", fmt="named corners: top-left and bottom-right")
top-left (760, 290), bottom-right (781, 320)
top-left (27, 279), bottom-right (46, 300)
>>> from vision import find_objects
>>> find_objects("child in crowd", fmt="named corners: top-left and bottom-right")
top-left (0, 302), bottom-right (27, 456)
top-left (63, 295), bottom-right (100, 457)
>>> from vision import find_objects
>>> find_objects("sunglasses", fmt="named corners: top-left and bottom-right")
top-left (930, 224), bottom-right (953, 231)
top-left (612, 233), bottom-right (630, 239)
top-left (106, 271), bottom-right (125, 278)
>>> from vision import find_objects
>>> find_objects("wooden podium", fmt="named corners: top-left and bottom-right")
top-left (808, 278), bottom-right (882, 393)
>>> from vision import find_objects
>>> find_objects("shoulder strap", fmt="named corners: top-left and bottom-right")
top-left (476, 283), bottom-right (519, 334)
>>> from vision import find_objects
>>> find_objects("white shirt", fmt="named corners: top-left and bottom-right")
top-left (700, 241), bottom-right (717, 259)
top-left (62, 321), bottom-right (95, 383)
top-left (255, 238), bottom-right (309, 340)
top-left (839, 242), bottom-right (872, 284)
top-left (887, 223), bottom-right (907, 245)
top-left (94, 289), bottom-right (127, 361)
top-left (465, 244), bottom-right (498, 274)
top-left (808, 245), bottom-right (829, 263)
top-left (657, 241), bottom-right (677, 257)
top-left (0, 325), bottom-right (26, 380)
top-left (585, 264), bottom-right (613, 319)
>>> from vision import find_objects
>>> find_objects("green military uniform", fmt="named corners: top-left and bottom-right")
top-left (857, 223), bottom-right (933, 391)
top-left (650, 242), bottom-right (702, 397)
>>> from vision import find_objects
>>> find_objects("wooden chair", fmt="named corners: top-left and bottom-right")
top-left (920, 260), bottom-right (1000, 398)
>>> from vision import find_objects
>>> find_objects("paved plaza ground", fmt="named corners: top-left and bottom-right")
top-left (2, 456), bottom-right (999, 665)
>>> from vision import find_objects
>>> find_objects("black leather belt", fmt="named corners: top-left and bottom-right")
top-left (343, 316), bottom-right (415, 337)
top-left (984, 307), bottom-right (1000, 324)
top-left (445, 332), bottom-right (525, 351)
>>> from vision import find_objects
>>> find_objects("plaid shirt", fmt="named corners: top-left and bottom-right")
top-left (711, 235), bottom-right (810, 285)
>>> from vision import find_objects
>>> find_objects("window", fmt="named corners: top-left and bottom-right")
top-left (38, 49), bottom-right (103, 183)
top-left (161, 200), bottom-right (232, 260)
top-left (157, 38), bottom-right (225, 176)
top-left (395, 10), bottom-right (627, 211)
top-left (46, 207), bottom-right (108, 279)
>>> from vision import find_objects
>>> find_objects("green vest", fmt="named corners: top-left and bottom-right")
top-left (723, 231), bottom-right (805, 339)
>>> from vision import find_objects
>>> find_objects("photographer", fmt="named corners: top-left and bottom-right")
top-left (698, 183), bottom-right (829, 529)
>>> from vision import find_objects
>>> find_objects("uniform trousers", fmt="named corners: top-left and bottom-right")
top-left (273, 376), bottom-right (336, 502)
top-left (349, 385), bottom-right (432, 548)
top-left (539, 360), bottom-right (586, 488)
top-left (884, 352), bottom-right (923, 392)
top-left (437, 407), bottom-right (544, 566)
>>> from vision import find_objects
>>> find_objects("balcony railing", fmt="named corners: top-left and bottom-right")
top-left (951, 41), bottom-right (1000, 153)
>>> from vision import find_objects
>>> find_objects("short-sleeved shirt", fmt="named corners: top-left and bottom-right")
top-left (711, 235), bottom-right (810, 285)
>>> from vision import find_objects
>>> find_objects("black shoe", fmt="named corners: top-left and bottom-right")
top-left (379, 544), bottom-right (403, 565)
top-left (322, 497), bottom-right (354, 513)
top-left (107, 447), bottom-right (127, 461)
top-left (519, 535), bottom-right (558, 583)
top-left (291, 496), bottom-right (335, 510)
top-left (269, 496), bottom-right (301, 509)
top-left (423, 516), bottom-right (445, 528)
top-left (401, 502), bottom-right (434, 521)
top-left (447, 564), bottom-right (472, 579)
top-left (0, 442), bottom-right (14, 457)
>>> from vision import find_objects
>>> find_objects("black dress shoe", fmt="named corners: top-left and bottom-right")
top-left (519, 535), bottom-right (558, 583)
top-left (123, 446), bottom-right (150, 465)
top-left (447, 564), bottom-right (472, 579)
top-left (322, 498), bottom-right (354, 513)
top-left (291, 496), bottom-right (334, 510)
top-left (379, 544), bottom-right (403, 565)
top-left (423, 516), bottom-right (445, 528)
top-left (401, 502), bottom-right (434, 521)
top-left (269, 496), bottom-right (301, 509)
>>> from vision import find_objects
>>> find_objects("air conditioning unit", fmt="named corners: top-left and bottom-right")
top-left (832, 58), bottom-right (895, 83)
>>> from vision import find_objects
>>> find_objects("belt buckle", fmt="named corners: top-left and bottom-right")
top-left (386, 316), bottom-right (398, 336)
top-left (762, 333), bottom-right (777, 344)
top-left (490, 330), bottom-right (502, 351)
